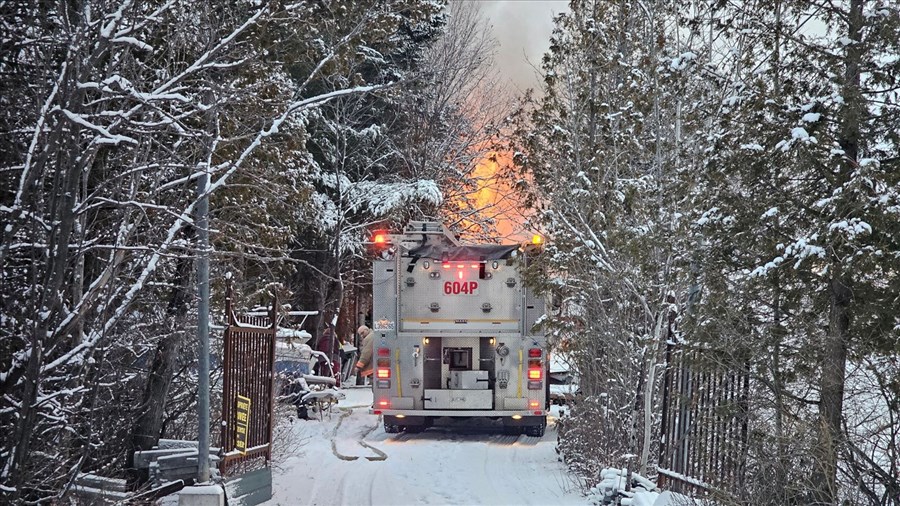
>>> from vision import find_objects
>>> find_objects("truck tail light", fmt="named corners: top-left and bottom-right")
top-left (528, 368), bottom-right (542, 380)
top-left (377, 368), bottom-right (391, 379)
top-left (528, 348), bottom-right (542, 358)
top-left (378, 399), bottom-right (390, 408)
top-left (377, 348), bottom-right (390, 357)
top-left (529, 400), bottom-right (540, 409)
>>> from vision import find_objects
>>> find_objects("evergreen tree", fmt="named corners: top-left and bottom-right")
top-left (683, 0), bottom-right (900, 501)
top-left (511, 0), bottom-right (697, 480)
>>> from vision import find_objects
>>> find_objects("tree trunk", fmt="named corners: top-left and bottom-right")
top-left (127, 252), bottom-right (193, 486)
top-left (812, 274), bottom-right (851, 504)
top-left (810, 1), bottom-right (863, 501)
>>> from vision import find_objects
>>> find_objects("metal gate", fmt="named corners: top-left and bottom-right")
top-left (657, 343), bottom-right (750, 500)
top-left (220, 286), bottom-right (277, 475)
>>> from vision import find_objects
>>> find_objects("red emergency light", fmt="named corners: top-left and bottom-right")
top-left (373, 232), bottom-right (387, 244)
top-left (528, 348), bottom-right (542, 358)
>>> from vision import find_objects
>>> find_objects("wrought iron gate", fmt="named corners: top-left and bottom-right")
top-left (657, 342), bottom-right (750, 500)
top-left (220, 286), bottom-right (277, 475)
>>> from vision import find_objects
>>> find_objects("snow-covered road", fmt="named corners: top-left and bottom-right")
top-left (267, 388), bottom-right (584, 506)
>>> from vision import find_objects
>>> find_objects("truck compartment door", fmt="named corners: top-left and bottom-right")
top-left (423, 389), bottom-right (493, 409)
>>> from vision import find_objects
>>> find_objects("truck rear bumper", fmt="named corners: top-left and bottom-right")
top-left (370, 408), bottom-right (546, 417)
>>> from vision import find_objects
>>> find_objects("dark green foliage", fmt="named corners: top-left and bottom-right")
top-left (513, 0), bottom-right (900, 502)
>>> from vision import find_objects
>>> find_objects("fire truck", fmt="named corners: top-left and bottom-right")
top-left (367, 221), bottom-right (549, 437)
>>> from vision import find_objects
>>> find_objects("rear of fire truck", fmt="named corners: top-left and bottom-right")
top-left (368, 222), bottom-right (549, 437)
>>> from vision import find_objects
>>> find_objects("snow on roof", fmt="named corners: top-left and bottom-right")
top-left (550, 352), bottom-right (575, 374)
top-left (275, 328), bottom-right (312, 342)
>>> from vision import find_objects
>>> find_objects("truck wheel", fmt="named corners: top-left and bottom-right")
top-left (525, 424), bottom-right (545, 437)
top-left (384, 422), bottom-right (400, 434)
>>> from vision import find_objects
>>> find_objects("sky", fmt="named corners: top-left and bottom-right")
top-left (474, 1), bottom-right (569, 93)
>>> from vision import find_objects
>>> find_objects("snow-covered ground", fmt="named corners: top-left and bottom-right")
top-left (267, 388), bottom-right (584, 505)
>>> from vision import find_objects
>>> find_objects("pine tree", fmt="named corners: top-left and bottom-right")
top-left (685, 0), bottom-right (900, 501)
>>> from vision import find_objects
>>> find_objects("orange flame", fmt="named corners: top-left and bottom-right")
top-left (466, 149), bottom-right (529, 241)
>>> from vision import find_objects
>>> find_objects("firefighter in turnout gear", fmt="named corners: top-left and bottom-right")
top-left (354, 325), bottom-right (374, 382)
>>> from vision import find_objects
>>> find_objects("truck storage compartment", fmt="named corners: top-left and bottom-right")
top-left (449, 370), bottom-right (489, 389)
top-left (424, 389), bottom-right (493, 410)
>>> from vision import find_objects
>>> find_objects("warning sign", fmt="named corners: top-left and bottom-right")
top-left (235, 394), bottom-right (251, 454)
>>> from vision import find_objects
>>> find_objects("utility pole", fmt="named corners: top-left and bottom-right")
top-left (196, 170), bottom-right (211, 483)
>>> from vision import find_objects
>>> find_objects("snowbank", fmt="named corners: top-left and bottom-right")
top-left (588, 468), bottom-right (702, 506)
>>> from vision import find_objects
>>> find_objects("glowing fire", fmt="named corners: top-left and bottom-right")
top-left (465, 149), bottom-right (529, 241)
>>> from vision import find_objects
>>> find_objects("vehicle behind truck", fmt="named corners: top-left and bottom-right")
top-left (367, 221), bottom-right (549, 436)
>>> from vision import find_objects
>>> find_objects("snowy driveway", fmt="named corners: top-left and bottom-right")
top-left (267, 389), bottom-right (584, 505)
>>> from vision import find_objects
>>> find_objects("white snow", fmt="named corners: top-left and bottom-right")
top-left (828, 218), bottom-right (872, 239)
top-left (801, 112), bottom-right (821, 123)
top-left (268, 388), bottom-right (582, 505)
top-left (587, 468), bottom-right (699, 506)
top-left (790, 127), bottom-right (809, 140)
top-left (110, 36), bottom-right (153, 52)
top-left (669, 52), bottom-right (697, 71)
top-left (858, 158), bottom-right (879, 168)
top-left (59, 108), bottom-right (137, 145)
top-left (275, 328), bottom-right (312, 341)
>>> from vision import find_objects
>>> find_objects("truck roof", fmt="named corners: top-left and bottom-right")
top-left (406, 244), bottom-right (519, 261)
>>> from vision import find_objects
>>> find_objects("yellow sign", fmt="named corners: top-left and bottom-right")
top-left (235, 395), bottom-right (251, 454)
